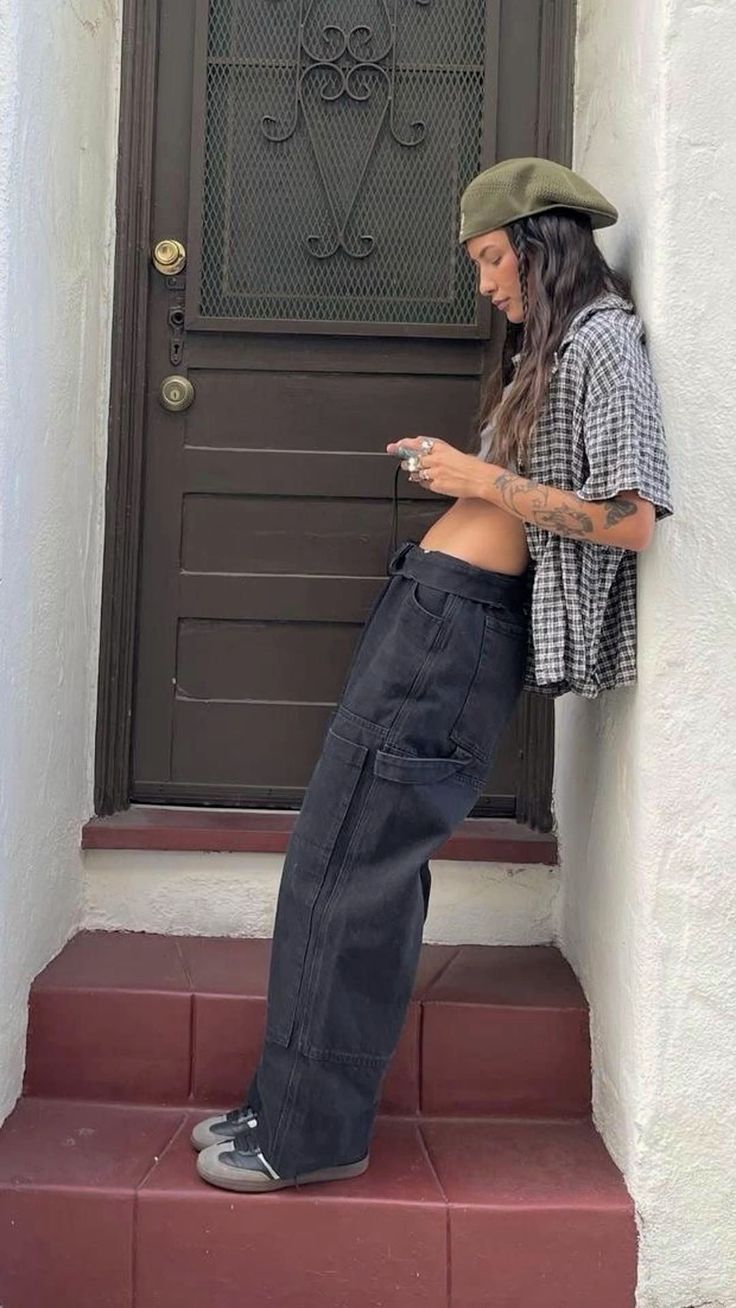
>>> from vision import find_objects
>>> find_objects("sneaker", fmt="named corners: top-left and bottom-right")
top-left (196, 1128), bottom-right (370, 1194)
top-left (190, 1105), bottom-right (258, 1152)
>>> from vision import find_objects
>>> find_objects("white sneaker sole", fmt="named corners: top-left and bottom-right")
top-left (196, 1150), bottom-right (370, 1193)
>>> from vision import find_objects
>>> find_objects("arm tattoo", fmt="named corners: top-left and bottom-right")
top-left (533, 506), bottom-right (595, 538)
top-left (493, 472), bottom-right (639, 541)
top-left (603, 498), bottom-right (638, 527)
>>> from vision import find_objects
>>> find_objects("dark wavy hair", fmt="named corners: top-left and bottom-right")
top-left (476, 209), bottom-right (631, 471)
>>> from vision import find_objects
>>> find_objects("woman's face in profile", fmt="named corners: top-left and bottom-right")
top-left (465, 227), bottom-right (524, 323)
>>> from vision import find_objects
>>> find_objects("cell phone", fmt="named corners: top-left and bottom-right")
top-left (395, 445), bottom-right (421, 467)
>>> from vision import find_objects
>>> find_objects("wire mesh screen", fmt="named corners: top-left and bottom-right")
top-left (198, 0), bottom-right (489, 327)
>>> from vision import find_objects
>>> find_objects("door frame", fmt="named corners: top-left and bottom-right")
top-left (94, 0), bottom-right (576, 824)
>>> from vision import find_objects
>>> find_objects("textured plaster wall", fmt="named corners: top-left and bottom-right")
top-left (0, 0), bottom-right (121, 1122)
top-left (83, 851), bottom-right (559, 946)
top-left (558, 1), bottom-right (736, 1304)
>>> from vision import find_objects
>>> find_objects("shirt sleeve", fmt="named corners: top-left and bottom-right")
top-left (576, 337), bottom-right (674, 522)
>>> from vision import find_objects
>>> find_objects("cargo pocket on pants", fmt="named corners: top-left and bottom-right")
top-left (371, 740), bottom-right (482, 860)
top-left (265, 726), bottom-right (369, 1048)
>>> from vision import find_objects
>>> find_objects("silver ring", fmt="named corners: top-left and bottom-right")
top-left (419, 438), bottom-right (434, 453)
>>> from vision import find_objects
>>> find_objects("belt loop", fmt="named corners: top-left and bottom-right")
top-left (387, 539), bottom-right (414, 575)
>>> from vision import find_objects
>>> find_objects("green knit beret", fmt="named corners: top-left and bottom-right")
top-left (459, 156), bottom-right (618, 242)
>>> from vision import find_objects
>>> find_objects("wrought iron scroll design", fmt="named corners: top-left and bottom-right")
top-left (262, 0), bottom-right (430, 259)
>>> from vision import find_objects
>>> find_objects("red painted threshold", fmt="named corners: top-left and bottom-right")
top-left (82, 805), bottom-right (557, 864)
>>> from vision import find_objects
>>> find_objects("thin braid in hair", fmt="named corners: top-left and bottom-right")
top-left (507, 225), bottom-right (530, 470)
top-left (500, 320), bottom-right (519, 386)
top-left (509, 225), bottom-right (530, 356)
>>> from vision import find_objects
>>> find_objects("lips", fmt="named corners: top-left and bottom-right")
top-left (493, 298), bottom-right (509, 311)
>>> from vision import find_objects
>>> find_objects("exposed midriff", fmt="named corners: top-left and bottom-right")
top-left (419, 496), bottom-right (530, 576)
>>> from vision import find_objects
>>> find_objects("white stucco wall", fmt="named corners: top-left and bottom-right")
top-left (559, 1), bottom-right (736, 1304)
top-left (0, 0), bottom-right (121, 1122)
top-left (82, 850), bottom-right (559, 945)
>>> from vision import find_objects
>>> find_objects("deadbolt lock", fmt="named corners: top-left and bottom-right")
top-left (160, 375), bottom-right (195, 412)
top-left (152, 239), bottom-right (187, 275)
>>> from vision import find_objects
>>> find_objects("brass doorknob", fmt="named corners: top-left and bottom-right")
top-left (152, 239), bottom-right (186, 275)
top-left (160, 375), bottom-right (195, 412)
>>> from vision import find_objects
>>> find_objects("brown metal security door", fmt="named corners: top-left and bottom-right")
top-left (128, 0), bottom-right (558, 818)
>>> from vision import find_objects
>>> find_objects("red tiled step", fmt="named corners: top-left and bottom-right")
top-left (81, 804), bottom-right (559, 864)
top-left (24, 933), bottom-right (590, 1117)
top-left (24, 932), bottom-right (194, 1105)
top-left (0, 1099), bottom-right (636, 1308)
top-left (0, 1099), bottom-right (181, 1308)
top-left (421, 945), bottom-right (591, 1116)
top-left (137, 1112), bottom-right (447, 1308)
top-left (422, 1117), bottom-right (637, 1308)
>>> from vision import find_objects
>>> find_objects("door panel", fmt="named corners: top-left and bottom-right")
top-left (184, 371), bottom-right (479, 449)
top-left (186, 0), bottom-right (498, 334)
top-left (130, 0), bottom-right (558, 816)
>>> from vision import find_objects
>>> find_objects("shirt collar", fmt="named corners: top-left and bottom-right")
top-left (510, 292), bottom-right (635, 373)
top-left (557, 291), bottom-right (635, 355)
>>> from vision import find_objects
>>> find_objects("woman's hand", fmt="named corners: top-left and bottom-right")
top-left (385, 436), bottom-right (487, 500)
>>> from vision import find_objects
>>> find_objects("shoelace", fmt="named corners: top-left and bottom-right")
top-left (231, 1119), bottom-right (281, 1180)
top-left (224, 1106), bottom-right (254, 1126)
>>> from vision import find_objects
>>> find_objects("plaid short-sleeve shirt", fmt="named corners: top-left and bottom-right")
top-left (483, 292), bottom-right (674, 699)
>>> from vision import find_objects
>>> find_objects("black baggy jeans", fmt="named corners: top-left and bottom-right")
top-left (244, 539), bottom-right (532, 1178)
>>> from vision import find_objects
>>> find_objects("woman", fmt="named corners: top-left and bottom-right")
top-left (193, 157), bottom-right (673, 1192)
